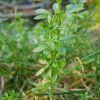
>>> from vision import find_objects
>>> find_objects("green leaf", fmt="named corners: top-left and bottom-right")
top-left (53, 74), bottom-right (58, 81)
top-left (35, 9), bottom-right (49, 15)
top-left (48, 42), bottom-right (55, 51)
top-left (53, 3), bottom-right (59, 12)
top-left (66, 4), bottom-right (84, 13)
top-left (79, 0), bottom-right (86, 4)
top-left (36, 67), bottom-right (47, 76)
top-left (47, 14), bottom-right (52, 24)
top-left (73, 0), bottom-right (86, 4)
top-left (34, 14), bottom-right (48, 20)
top-left (33, 45), bottom-right (46, 52)
top-left (39, 60), bottom-right (48, 65)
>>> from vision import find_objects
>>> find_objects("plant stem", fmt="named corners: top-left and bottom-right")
top-left (35, 89), bottom-right (86, 96)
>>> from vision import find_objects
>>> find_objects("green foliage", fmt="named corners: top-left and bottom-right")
top-left (0, 16), bottom-right (36, 90)
top-left (32, 0), bottom-right (92, 94)
top-left (80, 92), bottom-right (92, 100)
top-left (0, 90), bottom-right (19, 100)
top-left (0, 0), bottom-right (99, 99)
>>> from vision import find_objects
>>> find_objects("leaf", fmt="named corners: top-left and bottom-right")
top-left (73, 0), bottom-right (86, 4)
top-left (33, 45), bottom-right (46, 52)
top-left (53, 74), bottom-right (58, 81)
top-left (66, 4), bottom-right (84, 13)
top-left (53, 3), bottom-right (59, 12)
top-left (61, 35), bottom-right (75, 41)
top-left (47, 14), bottom-right (52, 24)
top-left (79, 0), bottom-right (86, 3)
top-left (34, 15), bottom-right (48, 20)
top-left (36, 67), bottom-right (47, 76)
top-left (35, 9), bottom-right (49, 15)
top-left (39, 60), bottom-right (48, 65)
top-left (48, 42), bottom-right (55, 51)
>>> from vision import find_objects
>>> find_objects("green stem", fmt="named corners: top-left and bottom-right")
top-left (95, 54), bottom-right (100, 98)
top-left (81, 50), bottom-right (100, 61)
top-left (35, 89), bottom-right (86, 96)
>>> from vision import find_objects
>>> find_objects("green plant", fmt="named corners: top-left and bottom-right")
top-left (1, 0), bottom-right (98, 99)
top-left (0, 16), bottom-right (36, 90)
top-left (0, 90), bottom-right (19, 100)
top-left (80, 92), bottom-right (92, 100)
top-left (32, 0), bottom-right (92, 97)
